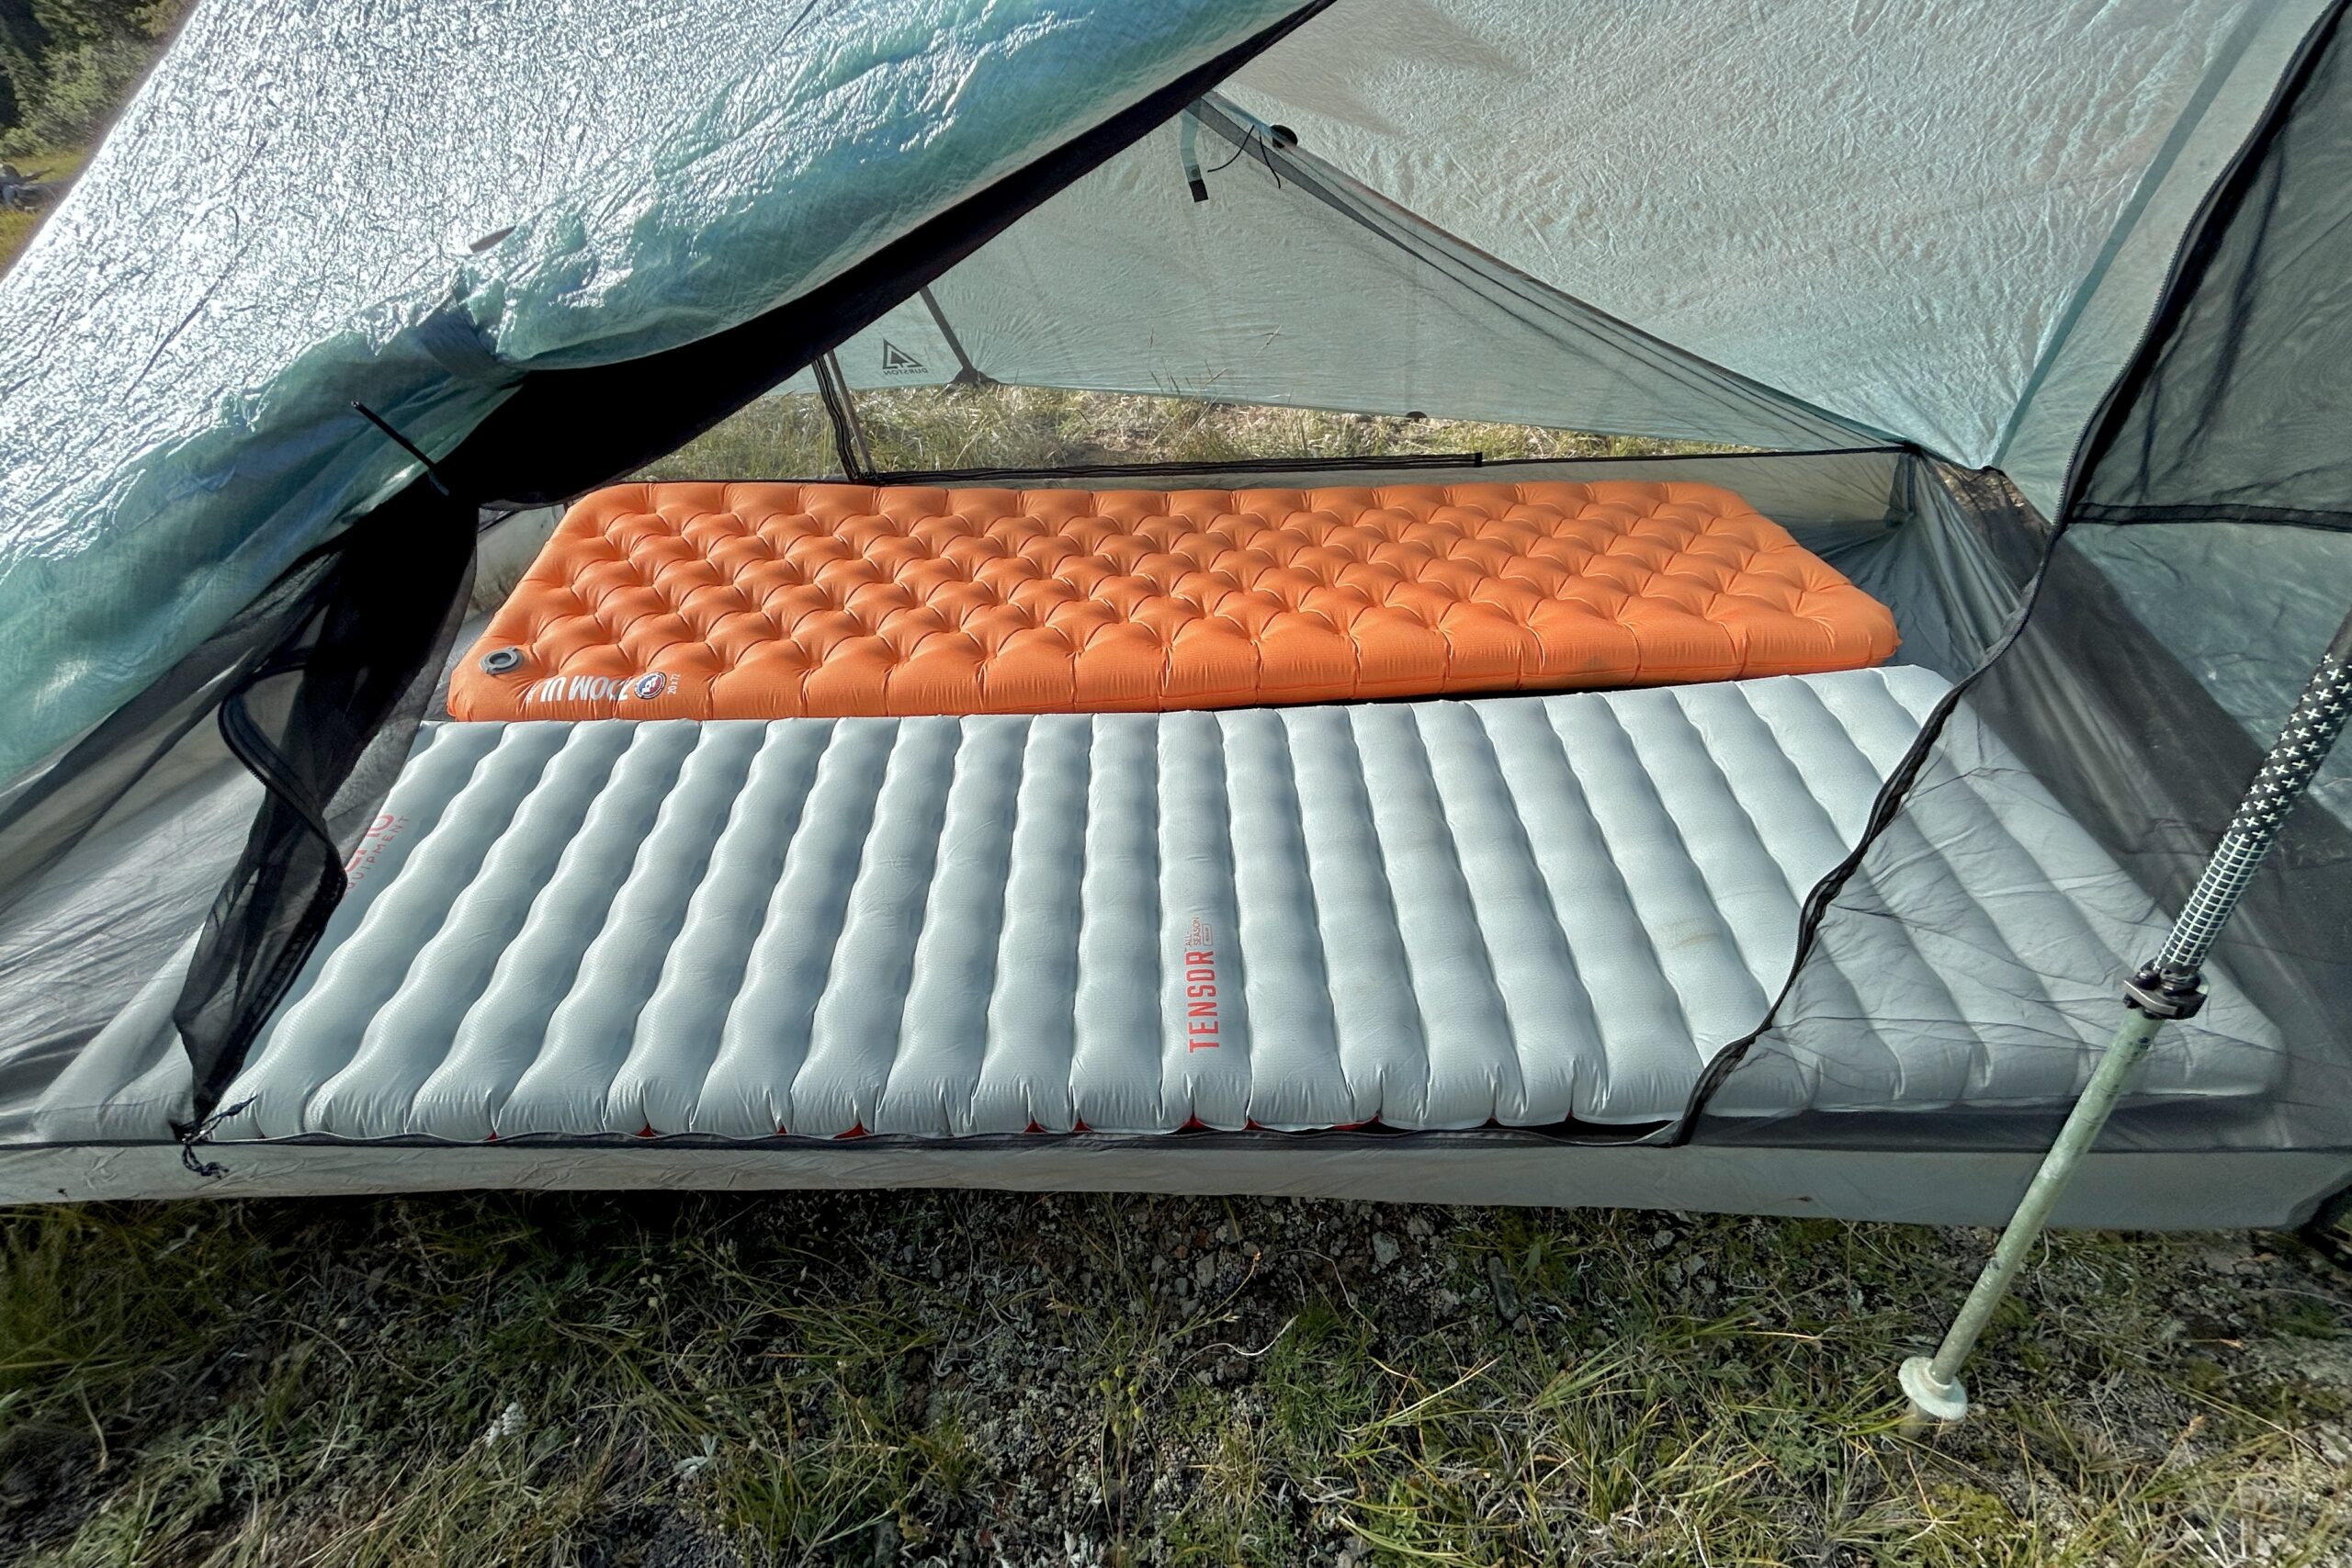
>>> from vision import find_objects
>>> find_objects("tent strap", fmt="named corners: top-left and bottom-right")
top-left (917, 286), bottom-right (990, 386)
top-left (813, 353), bottom-right (877, 482)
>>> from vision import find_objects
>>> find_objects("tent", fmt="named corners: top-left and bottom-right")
top-left (0, 0), bottom-right (2346, 1224)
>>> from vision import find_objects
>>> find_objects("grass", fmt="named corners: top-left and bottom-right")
top-left (0, 145), bottom-right (85, 273)
top-left (2, 1192), bottom-right (2346, 1566)
top-left (634, 383), bottom-right (1733, 483)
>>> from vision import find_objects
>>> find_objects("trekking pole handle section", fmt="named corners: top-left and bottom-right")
top-left (2152, 605), bottom-right (2352, 981)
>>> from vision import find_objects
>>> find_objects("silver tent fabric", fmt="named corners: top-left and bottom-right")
top-left (0, 0), bottom-right (1310, 784)
top-left (1219, 0), bottom-right (2328, 502)
top-left (6, 1134), bottom-right (2346, 1228)
top-left (786, 97), bottom-right (1875, 451)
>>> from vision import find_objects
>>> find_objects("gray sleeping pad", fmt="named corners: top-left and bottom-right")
top-left (219, 667), bottom-right (2279, 1141)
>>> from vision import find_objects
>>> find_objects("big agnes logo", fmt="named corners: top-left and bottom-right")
top-left (1182, 916), bottom-right (1220, 1053)
top-left (521, 671), bottom-right (674, 706)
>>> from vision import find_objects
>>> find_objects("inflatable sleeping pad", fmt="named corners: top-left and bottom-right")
top-left (448, 479), bottom-right (1899, 719)
top-left (222, 667), bottom-right (2282, 1142)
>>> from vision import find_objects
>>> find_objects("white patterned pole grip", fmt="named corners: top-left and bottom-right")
top-left (2146, 605), bottom-right (2352, 994)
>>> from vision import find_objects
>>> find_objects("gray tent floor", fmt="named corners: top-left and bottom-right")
top-left (198, 667), bottom-right (2280, 1145)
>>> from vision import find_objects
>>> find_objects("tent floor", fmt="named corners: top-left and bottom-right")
top-left (3, 1138), bottom-right (2342, 1230)
top-left (209, 668), bottom-right (2280, 1145)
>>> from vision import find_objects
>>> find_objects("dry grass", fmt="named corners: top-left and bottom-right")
top-left (2, 1192), bottom-right (2347, 1566)
top-left (635, 384), bottom-right (1734, 484)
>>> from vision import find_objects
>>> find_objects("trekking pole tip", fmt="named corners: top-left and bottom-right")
top-left (1899, 1355), bottom-right (1969, 1425)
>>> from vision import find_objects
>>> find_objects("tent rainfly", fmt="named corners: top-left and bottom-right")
top-left (1, 0), bottom-right (2348, 1307)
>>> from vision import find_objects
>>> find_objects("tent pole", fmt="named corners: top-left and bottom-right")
top-left (1902, 603), bottom-right (2352, 1424)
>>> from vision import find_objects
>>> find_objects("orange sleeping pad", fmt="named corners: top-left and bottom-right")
top-left (448, 479), bottom-right (1898, 720)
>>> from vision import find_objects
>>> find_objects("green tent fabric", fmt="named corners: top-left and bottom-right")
top-left (797, 1), bottom-right (2329, 509)
top-left (795, 0), bottom-right (2333, 510)
top-left (0, 0), bottom-right (1314, 784)
top-left (1222, 0), bottom-right (2331, 503)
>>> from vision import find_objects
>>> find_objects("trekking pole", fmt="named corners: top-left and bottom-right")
top-left (1900, 602), bottom-right (2352, 1423)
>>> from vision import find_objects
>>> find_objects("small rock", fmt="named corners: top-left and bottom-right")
top-left (1372, 1234), bottom-right (1402, 1268)
top-left (1487, 1255), bottom-right (1522, 1319)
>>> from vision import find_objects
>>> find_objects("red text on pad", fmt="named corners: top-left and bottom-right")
top-left (1183, 917), bottom-right (1220, 1051)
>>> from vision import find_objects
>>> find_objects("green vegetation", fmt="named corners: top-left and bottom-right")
top-left (637, 384), bottom-right (1729, 483)
top-left (0, 3), bottom-right (184, 156)
top-left (0, 138), bottom-right (72, 266)
top-left (1, 1192), bottom-right (2345, 1565)
top-left (0, 1), bottom-right (189, 269)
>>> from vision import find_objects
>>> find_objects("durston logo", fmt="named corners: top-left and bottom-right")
top-left (880, 339), bottom-right (926, 377)
top-left (522, 671), bottom-right (674, 706)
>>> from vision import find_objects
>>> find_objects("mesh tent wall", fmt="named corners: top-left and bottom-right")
top-left (0, 0), bottom-right (2346, 1218)
top-left (774, 96), bottom-right (1880, 453)
top-left (1702, 0), bottom-right (2352, 1159)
